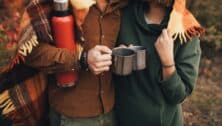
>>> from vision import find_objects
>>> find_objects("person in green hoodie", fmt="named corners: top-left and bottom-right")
top-left (114, 0), bottom-right (204, 126)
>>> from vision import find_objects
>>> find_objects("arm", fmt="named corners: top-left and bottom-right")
top-left (155, 30), bottom-right (201, 105)
top-left (25, 43), bottom-right (80, 74)
top-left (25, 42), bottom-right (112, 75)
top-left (160, 37), bottom-right (201, 104)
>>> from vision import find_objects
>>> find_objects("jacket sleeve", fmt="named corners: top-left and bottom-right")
top-left (25, 43), bottom-right (81, 74)
top-left (159, 37), bottom-right (201, 105)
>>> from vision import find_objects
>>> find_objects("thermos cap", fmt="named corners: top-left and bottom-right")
top-left (54, 0), bottom-right (69, 11)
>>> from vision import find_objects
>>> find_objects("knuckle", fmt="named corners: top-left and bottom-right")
top-left (107, 67), bottom-right (110, 71)
top-left (107, 56), bottom-right (111, 60)
top-left (95, 63), bottom-right (100, 68)
top-left (105, 67), bottom-right (110, 71)
top-left (108, 61), bottom-right (112, 65)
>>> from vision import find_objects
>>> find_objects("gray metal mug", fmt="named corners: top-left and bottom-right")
top-left (129, 46), bottom-right (146, 71)
top-left (112, 47), bottom-right (136, 76)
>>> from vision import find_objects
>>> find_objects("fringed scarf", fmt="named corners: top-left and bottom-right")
top-left (0, 72), bottom-right (48, 126)
top-left (141, 0), bottom-right (204, 42)
top-left (0, 1), bottom-right (49, 125)
top-left (166, 0), bottom-right (205, 42)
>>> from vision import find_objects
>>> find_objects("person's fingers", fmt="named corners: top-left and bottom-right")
top-left (119, 44), bottom-right (127, 48)
top-left (128, 44), bottom-right (134, 47)
top-left (95, 54), bottom-right (112, 62)
top-left (95, 45), bottom-right (112, 54)
top-left (162, 29), bottom-right (169, 41)
top-left (155, 37), bottom-right (160, 47)
top-left (167, 29), bottom-right (172, 38)
top-left (94, 66), bottom-right (110, 72)
top-left (94, 71), bottom-right (101, 75)
top-left (91, 66), bottom-right (110, 75)
top-left (94, 61), bottom-right (112, 68)
top-left (89, 65), bottom-right (101, 75)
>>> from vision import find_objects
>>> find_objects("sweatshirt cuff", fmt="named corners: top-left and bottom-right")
top-left (159, 71), bottom-right (180, 90)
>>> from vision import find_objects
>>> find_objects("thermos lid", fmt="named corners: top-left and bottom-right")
top-left (53, 0), bottom-right (69, 11)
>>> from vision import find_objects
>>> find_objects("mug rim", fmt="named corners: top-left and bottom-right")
top-left (112, 47), bottom-right (135, 57)
top-left (129, 46), bottom-right (146, 51)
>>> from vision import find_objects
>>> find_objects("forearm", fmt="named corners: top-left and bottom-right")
top-left (162, 65), bottom-right (176, 80)
top-left (157, 36), bottom-right (201, 105)
top-left (25, 43), bottom-right (80, 74)
top-left (160, 70), bottom-right (191, 104)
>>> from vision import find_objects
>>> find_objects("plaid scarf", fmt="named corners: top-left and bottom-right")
top-left (0, 0), bottom-right (54, 73)
top-left (0, 71), bottom-right (48, 126)
top-left (0, 0), bottom-right (52, 125)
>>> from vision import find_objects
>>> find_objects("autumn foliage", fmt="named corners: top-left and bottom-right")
top-left (0, 0), bottom-right (26, 66)
top-left (187, 0), bottom-right (222, 50)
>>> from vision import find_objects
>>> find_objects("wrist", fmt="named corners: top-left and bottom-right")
top-left (162, 63), bottom-right (175, 68)
top-left (161, 58), bottom-right (174, 67)
top-left (162, 65), bottom-right (176, 80)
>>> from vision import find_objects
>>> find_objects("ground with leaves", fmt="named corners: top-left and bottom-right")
top-left (183, 50), bottom-right (222, 126)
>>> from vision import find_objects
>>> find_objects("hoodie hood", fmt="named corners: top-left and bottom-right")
top-left (133, 0), bottom-right (204, 43)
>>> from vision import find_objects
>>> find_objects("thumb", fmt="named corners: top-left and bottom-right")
top-left (95, 45), bottom-right (112, 54)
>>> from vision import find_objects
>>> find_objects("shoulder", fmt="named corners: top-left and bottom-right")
top-left (174, 36), bottom-right (201, 58)
top-left (176, 36), bottom-right (200, 50)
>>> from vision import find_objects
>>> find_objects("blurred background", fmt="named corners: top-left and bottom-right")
top-left (0, 0), bottom-right (222, 126)
top-left (185, 1), bottom-right (222, 126)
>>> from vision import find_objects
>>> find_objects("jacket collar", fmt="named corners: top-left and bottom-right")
top-left (105, 0), bottom-right (128, 14)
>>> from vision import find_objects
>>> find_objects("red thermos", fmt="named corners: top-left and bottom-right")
top-left (52, 0), bottom-right (78, 87)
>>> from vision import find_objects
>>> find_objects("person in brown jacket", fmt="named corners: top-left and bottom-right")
top-left (23, 0), bottom-right (128, 126)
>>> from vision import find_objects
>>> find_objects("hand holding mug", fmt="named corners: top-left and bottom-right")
top-left (87, 45), bottom-right (112, 75)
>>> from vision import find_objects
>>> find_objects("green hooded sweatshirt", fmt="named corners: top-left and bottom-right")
top-left (114, 2), bottom-right (201, 126)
